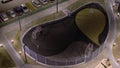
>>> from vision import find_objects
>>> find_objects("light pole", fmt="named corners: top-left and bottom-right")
top-left (56, 0), bottom-right (58, 13)
top-left (18, 16), bottom-right (22, 31)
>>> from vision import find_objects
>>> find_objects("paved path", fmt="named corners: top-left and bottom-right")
top-left (104, 0), bottom-right (120, 68)
top-left (0, 30), bottom-right (24, 67)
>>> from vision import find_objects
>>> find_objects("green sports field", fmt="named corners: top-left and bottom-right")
top-left (75, 8), bottom-right (106, 45)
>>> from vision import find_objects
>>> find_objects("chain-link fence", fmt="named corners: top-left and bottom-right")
top-left (21, 2), bottom-right (108, 66)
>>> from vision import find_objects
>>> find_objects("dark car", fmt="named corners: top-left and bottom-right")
top-left (40, 0), bottom-right (48, 4)
top-left (20, 4), bottom-right (29, 13)
top-left (7, 9), bottom-right (16, 18)
top-left (1, 0), bottom-right (13, 4)
top-left (32, 0), bottom-right (41, 8)
top-left (0, 13), bottom-right (9, 21)
top-left (14, 6), bottom-right (23, 15)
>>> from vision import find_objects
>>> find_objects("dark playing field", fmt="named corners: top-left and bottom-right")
top-left (23, 4), bottom-right (108, 61)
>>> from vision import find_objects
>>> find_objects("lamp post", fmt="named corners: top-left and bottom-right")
top-left (56, 0), bottom-right (58, 13)
top-left (18, 16), bottom-right (22, 31)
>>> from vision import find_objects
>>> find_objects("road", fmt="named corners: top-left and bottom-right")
top-left (104, 0), bottom-right (120, 68)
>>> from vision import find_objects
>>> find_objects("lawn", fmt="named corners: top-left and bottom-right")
top-left (75, 8), bottom-right (106, 45)
top-left (112, 34), bottom-right (120, 65)
top-left (31, 11), bottom-right (65, 25)
top-left (12, 30), bottom-right (21, 52)
top-left (0, 47), bottom-right (15, 68)
top-left (26, 2), bottom-right (36, 11)
top-left (23, 11), bottom-right (65, 31)
top-left (67, 0), bottom-right (104, 12)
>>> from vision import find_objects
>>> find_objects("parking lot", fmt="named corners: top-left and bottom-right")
top-left (0, 0), bottom-right (32, 12)
top-left (0, 0), bottom-right (56, 25)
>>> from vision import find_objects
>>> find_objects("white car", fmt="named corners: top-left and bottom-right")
top-left (7, 9), bottom-right (16, 18)
top-left (40, 0), bottom-right (48, 4)
top-left (20, 4), bottom-right (29, 13)
top-left (0, 13), bottom-right (9, 21)
top-left (32, 0), bottom-right (41, 8)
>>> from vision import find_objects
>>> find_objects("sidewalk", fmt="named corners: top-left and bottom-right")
top-left (0, 31), bottom-right (24, 67)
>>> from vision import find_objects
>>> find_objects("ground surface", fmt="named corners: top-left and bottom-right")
top-left (0, 0), bottom-right (113, 68)
top-left (0, 47), bottom-right (15, 68)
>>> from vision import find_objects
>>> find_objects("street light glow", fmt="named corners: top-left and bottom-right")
top-left (117, 13), bottom-right (120, 16)
top-left (112, 3), bottom-right (116, 7)
top-left (113, 43), bottom-right (116, 45)
top-left (11, 40), bottom-right (14, 43)
top-left (0, 44), bottom-right (3, 47)
top-left (19, 51), bottom-right (22, 54)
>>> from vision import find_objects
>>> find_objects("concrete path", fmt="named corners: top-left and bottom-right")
top-left (104, 0), bottom-right (120, 68)
top-left (0, 30), bottom-right (24, 67)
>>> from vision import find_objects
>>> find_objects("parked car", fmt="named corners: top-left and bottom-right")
top-left (40, 0), bottom-right (48, 4)
top-left (14, 6), bottom-right (23, 15)
top-left (32, 0), bottom-right (41, 8)
top-left (1, 0), bottom-right (13, 4)
top-left (0, 13), bottom-right (9, 21)
top-left (20, 4), bottom-right (29, 13)
top-left (7, 9), bottom-right (16, 18)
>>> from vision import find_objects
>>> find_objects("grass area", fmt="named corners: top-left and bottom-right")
top-left (32, 11), bottom-right (65, 25)
top-left (75, 8), bottom-right (106, 45)
top-left (26, 2), bottom-right (36, 11)
top-left (12, 30), bottom-right (21, 52)
top-left (67, 0), bottom-right (104, 12)
top-left (7, 30), bottom-right (28, 63)
top-left (0, 47), bottom-right (15, 68)
top-left (112, 34), bottom-right (120, 65)
top-left (23, 11), bottom-right (65, 31)
top-left (11, 30), bottom-right (35, 64)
